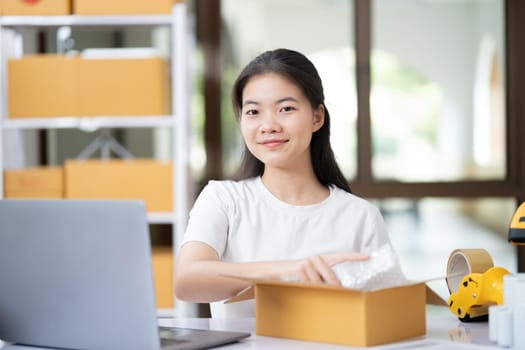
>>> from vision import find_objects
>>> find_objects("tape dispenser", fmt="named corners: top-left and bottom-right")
top-left (509, 202), bottom-right (525, 244)
top-left (446, 249), bottom-right (510, 322)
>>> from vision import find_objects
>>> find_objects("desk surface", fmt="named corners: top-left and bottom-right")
top-left (0, 306), bottom-right (501, 349)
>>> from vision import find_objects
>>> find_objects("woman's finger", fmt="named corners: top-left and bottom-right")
top-left (303, 258), bottom-right (324, 284)
top-left (310, 255), bottom-right (340, 285)
top-left (323, 252), bottom-right (369, 267)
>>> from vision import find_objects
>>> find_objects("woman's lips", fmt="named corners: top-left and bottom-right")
top-left (259, 139), bottom-right (289, 148)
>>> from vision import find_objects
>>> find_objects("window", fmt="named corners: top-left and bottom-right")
top-left (221, 0), bottom-right (357, 177)
top-left (371, 0), bottom-right (505, 182)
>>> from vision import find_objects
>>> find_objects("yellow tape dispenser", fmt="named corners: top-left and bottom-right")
top-left (509, 202), bottom-right (525, 245)
top-left (448, 267), bottom-right (510, 322)
top-left (446, 249), bottom-right (510, 322)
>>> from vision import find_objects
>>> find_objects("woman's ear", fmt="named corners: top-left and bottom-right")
top-left (312, 104), bottom-right (325, 132)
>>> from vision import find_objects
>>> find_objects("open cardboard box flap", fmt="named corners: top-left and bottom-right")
top-left (224, 275), bottom-right (448, 306)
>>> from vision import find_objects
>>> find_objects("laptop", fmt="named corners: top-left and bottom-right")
top-left (0, 199), bottom-right (250, 350)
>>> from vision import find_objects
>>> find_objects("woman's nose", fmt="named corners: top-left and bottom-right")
top-left (260, 112), bottom-right (282, 133)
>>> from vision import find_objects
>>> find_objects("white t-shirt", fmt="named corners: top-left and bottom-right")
top-left (181, 177), bottom-right (393, 317)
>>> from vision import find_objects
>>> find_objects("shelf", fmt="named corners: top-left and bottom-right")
top-left (0, 14), bottom-right (172, 28)
top-left (1, 116), bottom-right (176, 131)
top-left (0, 2), bottom-right (191, 315)
top-left (147, 212), bottom-right (176, 224)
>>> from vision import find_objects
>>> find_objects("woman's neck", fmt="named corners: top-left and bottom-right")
top-left (260, 168), bottom-right (329, 206)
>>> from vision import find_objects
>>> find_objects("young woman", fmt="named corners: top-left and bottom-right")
top-left (174, 48), bottom-right (398, 317)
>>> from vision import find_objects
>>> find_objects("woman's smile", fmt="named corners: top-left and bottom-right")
top-left (258, 138), bottom-right (289, 148)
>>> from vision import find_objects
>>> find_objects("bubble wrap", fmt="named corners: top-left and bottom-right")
top-left (332, 244), bottom-right (407, 290)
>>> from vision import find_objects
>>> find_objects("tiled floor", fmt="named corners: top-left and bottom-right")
top-left (381, 199), bottom-right (518, 301)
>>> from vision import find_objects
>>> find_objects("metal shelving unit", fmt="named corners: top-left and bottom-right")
top-left (0, 14), bottom-right (173, 27)
top-left (0, 3), bottom-right (192, 315)
top-left (1, 116), bottom-right (176, 131)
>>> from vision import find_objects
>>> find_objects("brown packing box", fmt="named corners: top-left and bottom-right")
top-left (64, 159), bottom-right (173, 212)
top-left (0, 0), bottom-right (71, 15)
top-left (8, 55), bottom-right (77, 118)
top-left (8, 55), bottom-right (169, 118)
top-left (4, 167), bottom-right (64, 198)
top-left (73, 0), bottom-right (175, 15)
top-left (76, 57), bottom-right (170, 116)
top-left (227, 278), bottom-right (446, 347)
top-left (151, 246), bottom-right (174, 308)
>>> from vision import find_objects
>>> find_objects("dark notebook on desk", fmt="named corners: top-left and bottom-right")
top-left (0, 199), bottom-right (249, 350)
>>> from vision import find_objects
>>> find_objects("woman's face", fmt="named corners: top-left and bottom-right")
top-left (240, 73), bottom-right (324, 171)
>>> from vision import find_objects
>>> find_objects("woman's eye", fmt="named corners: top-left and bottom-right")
top-left (280, 106), bottom-right (296, 113)
top-left (244, 109), bottom-right (258, 116)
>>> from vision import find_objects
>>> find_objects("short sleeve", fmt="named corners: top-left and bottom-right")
top-left (360, 205), bottom-right (393, 252)
top-left (181, 181), bottom-right (229, 258)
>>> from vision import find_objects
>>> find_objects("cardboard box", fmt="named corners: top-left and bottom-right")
top-left (152, 246), bottom-right (174, 309)
top-left (76, 57), bottom-right (169, 116)
top-left (4, 167), bottom-right (64, 198)
top-left (8, 55), bottom-right (77, 118)
top-left (73, 0), bottom-right (175, 15)
top-left (64, 159), bottom-right (173, 212)
top-left (228, 279), bottom-right (445, 347)
top-left (0, 0), bottom-right (71, 15)
top-left (8, 55), bottom-right (170, 118)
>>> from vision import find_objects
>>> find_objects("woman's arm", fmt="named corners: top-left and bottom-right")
top-left (173, 241), bottom-right (368, 303)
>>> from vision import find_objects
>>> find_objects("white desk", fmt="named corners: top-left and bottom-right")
top-left (157, 306), bottom-right (501, 349)
top-left (0, 306), bottom-right (504, 349)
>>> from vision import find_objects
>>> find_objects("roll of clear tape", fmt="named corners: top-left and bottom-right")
top-left (446, 248), bottom-right (494, 294)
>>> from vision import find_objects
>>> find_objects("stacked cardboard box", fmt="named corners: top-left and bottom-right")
top-left (3, 160), bottom-right (173, 212)
top-left (151, 246), bottom-right (174, 308)
top-left (0, 0), bottom-right (71, 15)
top-left (8, 55), bottom-right (170, 118)
top-left (73, 0), bottom-right (176, 15)
top-left (3, 167), bottom-right (64, 198)
top-left (64, 159), bottom-right (173, 212)
top-left (0, 0), bottom-right (182, 16)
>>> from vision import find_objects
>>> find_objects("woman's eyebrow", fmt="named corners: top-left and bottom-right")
top-left (243, 96), bottom-right (298, 107)
top-left (276, 96), bottom-right (299, 104)
top-left (242, 100), bottom-right (260, 107)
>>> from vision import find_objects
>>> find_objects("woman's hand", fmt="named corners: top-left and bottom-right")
top-left (288, 252), bottom-right (368, 285)
top-left (174, 242), bottom-right (369, 302)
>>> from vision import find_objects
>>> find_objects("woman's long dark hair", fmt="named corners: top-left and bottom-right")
top-left (231, 48), bottom-right (351, 193)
